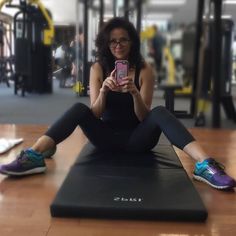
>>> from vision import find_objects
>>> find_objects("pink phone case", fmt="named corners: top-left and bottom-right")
top-left (115, 60), bottom-right (129, 84)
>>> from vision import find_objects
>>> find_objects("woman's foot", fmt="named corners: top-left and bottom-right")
top-left (0, 149), bottom-right (46, 176)
top-left (193, 158), bottom-right (236, 190)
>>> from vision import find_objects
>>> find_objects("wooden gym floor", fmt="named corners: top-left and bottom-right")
top-left (0, 124), bottom-right (236, 236)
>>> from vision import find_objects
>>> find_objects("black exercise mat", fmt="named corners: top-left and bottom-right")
top-left (50, 144), bottom-right (208, 221)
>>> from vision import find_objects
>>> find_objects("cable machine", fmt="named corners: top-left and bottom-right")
top-left (194, 0), bottom-right (236, 127)
top-left (0, 0), bottom-right (55, 96)
top-left (0, 11), bottom-right (13, 87)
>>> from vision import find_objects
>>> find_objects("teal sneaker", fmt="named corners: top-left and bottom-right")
top-left (193, 158), bottom-right (236, 190)
top-left (0, 149), bottom-right (46, 176)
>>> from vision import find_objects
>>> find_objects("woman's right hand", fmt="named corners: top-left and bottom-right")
top-left (100, 69), bottom-right (119, 93)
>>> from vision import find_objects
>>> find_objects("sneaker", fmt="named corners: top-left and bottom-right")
top-left (0, 149), bottom-right (46, 176)
top-left (42, 146), bottom-right (57, 159)
top-left (193, 158), bottom-right (236, 190)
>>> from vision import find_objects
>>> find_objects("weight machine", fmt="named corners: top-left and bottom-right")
top-left (194, 0), bottom-right (236, 127)
top-left (0, 11), bottom-right (13, 87)
top-left (0, 0), bottom-right (55, 96)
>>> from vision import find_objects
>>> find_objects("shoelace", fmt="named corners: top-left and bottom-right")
top-left (17, 151), bottom-right (27, 162)
top-left (208, 159), bottom-right (226, 175)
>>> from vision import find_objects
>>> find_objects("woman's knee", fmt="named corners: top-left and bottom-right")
top-left (69, 102), bottom-right (92, 119)
top-left (71, 102), bottom-right (89, 111)
top-left (151, 105), bottom-right (168, 113)
top-left (70, 102), bottom-right (90, 113)
top-left (150, 105), bottom-right (170, 118)
top-left (146, 105), bottom-right (174, 125)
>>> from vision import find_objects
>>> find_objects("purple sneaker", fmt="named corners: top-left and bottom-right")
top-left (0, 150), bottom-right (46, 176)
top-left (193, 158), bottom-right (236, 190)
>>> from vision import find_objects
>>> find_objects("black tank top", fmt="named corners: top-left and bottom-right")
top-left (101, 67), bottom-right (141, 131)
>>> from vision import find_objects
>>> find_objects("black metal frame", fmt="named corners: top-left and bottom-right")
top-left (193, 0), bottom-right (236, 127)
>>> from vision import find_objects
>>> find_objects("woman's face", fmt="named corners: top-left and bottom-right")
top-left (109, 28), bottom-right (131, 60)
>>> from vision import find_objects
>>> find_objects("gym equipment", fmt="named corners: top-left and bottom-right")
top-left (0, 0), bottom-right (54, 96)
top-left (219, 19), bottom-right (236, 123)
top-left (159, 47), bottom-right (193, 118)
top-left (53, 44), bottom-right (75, 88)
top-left (0, 12), bottom-right (14, 87)
top-left (194, 0), bottom-right (236, 127)
top-left (72, 80), bottom-right (84, 94)
top-left (195, 0), bottom-right (212, 126)
top-left (0, 56), bottom-right (13, 87)
top-left (50, 143), bottom-right (208, 221)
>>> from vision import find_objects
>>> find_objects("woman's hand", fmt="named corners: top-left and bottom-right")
top-left (100, 69), bottom-right (120, 93)
top-left (119, 76), bottom-right (139, 95)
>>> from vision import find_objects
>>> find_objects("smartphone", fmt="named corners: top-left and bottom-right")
top-left (115, 60), bottom-right (129, 85)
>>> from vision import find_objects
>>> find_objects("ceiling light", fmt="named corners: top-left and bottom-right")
top-left (149, 0), bottom-right (186, 5)
top-left (224, 0), bottom-right (236, 4)
top-left (146, 13), bottom-right (173, 20)
top-left (203, 14), bottom-right (232, 19)
top-left (104, 14), bottom-right (114, 19)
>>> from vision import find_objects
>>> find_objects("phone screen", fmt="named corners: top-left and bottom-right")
top-left (115, 60), bottom-right (129, 84)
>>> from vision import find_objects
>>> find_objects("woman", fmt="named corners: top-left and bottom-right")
top-left (0, 17), bottom-right (235, 190)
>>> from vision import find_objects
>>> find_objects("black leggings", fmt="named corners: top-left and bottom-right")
top-left (45, 103), bottom-right (195, 152)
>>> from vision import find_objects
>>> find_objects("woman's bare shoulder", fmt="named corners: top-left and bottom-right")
top-left (90, 62), bottom-right (104, 83)
top-left (143, 61), bottom-right (154, 71)
top-left (91, 62), bottom-right (102, 72)
top-left (140, 61), bottom-right (155, 79)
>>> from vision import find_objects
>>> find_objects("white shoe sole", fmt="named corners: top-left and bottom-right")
top-left (0, 167), bottom-right (46, 176)
top-left (193, 174), bottom-right (232, 190)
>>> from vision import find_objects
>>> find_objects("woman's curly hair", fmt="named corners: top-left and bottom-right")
top-left (95, 17), bottom-right (144, 76)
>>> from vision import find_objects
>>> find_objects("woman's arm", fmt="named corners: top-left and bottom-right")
top-left (120, 62), bottom-right (155, 121)
top-left (133, 63), bottom-right (155, 120)
top-left (89, 62), bottom-right (118, 118)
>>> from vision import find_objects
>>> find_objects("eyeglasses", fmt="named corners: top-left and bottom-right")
top-left (109, 38), bottom-right (130, 48)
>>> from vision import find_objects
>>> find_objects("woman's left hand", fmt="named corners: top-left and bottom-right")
top-left (119, 77), bottom-right (139, 95)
